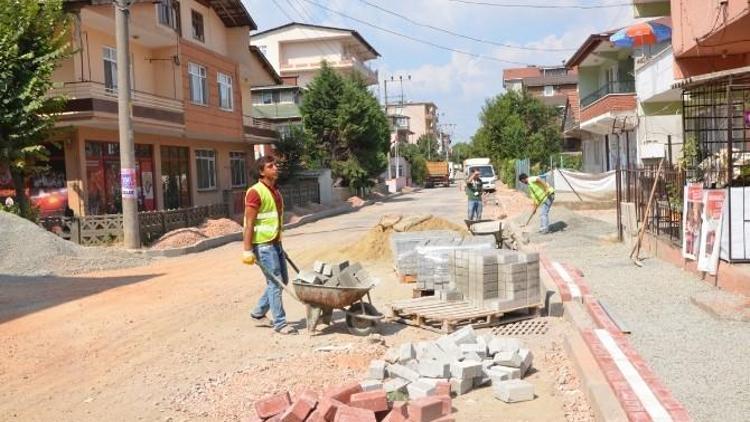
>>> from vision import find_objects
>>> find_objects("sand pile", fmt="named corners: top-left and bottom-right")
top-left (150, 218), bottom-right (241, 250)
top-left (0, 211), bottom-right (150, 276)
top-left (345, 214), bottom-right (468, 262)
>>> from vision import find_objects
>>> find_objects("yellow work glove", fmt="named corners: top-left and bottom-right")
top-left (242, 250), bottom-right (256, 265)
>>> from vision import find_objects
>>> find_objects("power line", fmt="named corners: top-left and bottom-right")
top-left (300, 0), bottom-right (536, 66)
top-left (445, 0), bottom-right (631, 9)
top-left (356, 0), bottom-right (576, 52)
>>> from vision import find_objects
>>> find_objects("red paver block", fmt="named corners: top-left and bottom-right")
top-left (255, 391), bottom-right (292, 419)
top-left (435, 381), bottom-right (450, 397)
top-left (407, 397), bottom-right (443, 422)
top-left (435, 395), bottom-right (452, 415)
top-left (333, 405), bottom-right (376, 422)
top-left (349, 390), bottom-right (388, 413)
top-left (279, 397), bottom-right (315, 422)
top-left (306, 410), bottom-right (323, 422)
top-left (317, 398), bottom-right (342, 422)
top-left (325, 382), bottom-right (363, 404)
top-left (294, 389), bottom-right (319, 406)
top-left (433, 416), bottom-right (455, 422)
top-left (381, 401), bottom-right (408, 422)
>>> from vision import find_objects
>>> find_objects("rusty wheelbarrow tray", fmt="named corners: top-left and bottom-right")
top-left (292, 281), bottom-right (383, 336)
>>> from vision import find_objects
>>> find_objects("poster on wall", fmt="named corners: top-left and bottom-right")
top-left (697, 190), bottom-right (727, 274)
top-left (682, 183), bottom-right (704, 260)
top-left (121, 168), bottom-right (136, 199)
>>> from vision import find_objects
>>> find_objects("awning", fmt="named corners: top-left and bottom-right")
top-left (672, 65), bottom-right (750, 90)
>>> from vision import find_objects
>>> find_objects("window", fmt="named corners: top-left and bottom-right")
top-left (229, 152), bottom-right (247, 188)
top-left (191, 10), bottom-right (204, 42)
top-left (195, 149), bottom-right (216, 190)
top-left (279, 90), bottom-right (294, 104)
top-left (217, 72), bottom-right (233, 111)
top-left (262, 92), bottom-right (273, 104)
top-left (103, 47), bottom-right (118, 92)
top-left (543, 85), bottom-right (554, 96)
top-left (188, 62), bottom-right (207, 105)
top-left (157, 0), bottom-right (179, 31)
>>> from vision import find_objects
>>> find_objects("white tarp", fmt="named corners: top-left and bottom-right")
top-left (552, 169), bottom-right (616, 201)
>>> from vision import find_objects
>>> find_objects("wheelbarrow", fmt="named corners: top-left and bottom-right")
top-left (464, 219), bottom-right (506, 249)
top-left (254, 254), bottom-right (383, 336)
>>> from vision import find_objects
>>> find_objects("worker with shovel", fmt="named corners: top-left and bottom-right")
top-left (241, 155), bottom-right (298, 335)
top-left (519, 173), bottom-right (555, 234)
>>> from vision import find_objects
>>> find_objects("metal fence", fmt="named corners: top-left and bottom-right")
top-left (39, 203), bottom-right (228, 246)
top-left (223, 177), bottom-right (321, 216)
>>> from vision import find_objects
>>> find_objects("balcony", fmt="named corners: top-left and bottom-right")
top-left (243, 115), bottom-right (278, 144)
top-left (51, 81), bottom-right (184, 126)
top-left (635, 48), bottom-right (680, 103)
top-left (581, 80), bottom-right (636, 108)
top-left (280, 57), bottom-right (378, 85)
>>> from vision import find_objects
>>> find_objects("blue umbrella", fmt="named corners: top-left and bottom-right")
top-left (610, 22), bottom-right (672, 48)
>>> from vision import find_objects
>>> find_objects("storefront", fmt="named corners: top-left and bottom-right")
top-left (0, 143), bottom-right (68, 217)
top-left (84, 140), bottom-right (156, 214)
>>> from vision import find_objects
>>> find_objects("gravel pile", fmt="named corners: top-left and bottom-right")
top-left (149, 218), bottom-right (241, 250)
top-left (530, 207), bottom-right (750, 421)
top-left (0, 211), bottom-right (151, 276)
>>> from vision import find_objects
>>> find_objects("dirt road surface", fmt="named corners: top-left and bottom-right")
top-left (0, 187), bottom-right (590, 421)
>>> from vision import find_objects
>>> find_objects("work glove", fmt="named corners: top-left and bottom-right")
top-left (241, 250), bottom-right (256, 265)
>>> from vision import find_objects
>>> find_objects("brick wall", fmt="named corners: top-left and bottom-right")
top-left (180, 40), bottom-right (243, 141)
top-left (558, 85), bottom-right (580, 121)
top-left (580, 94), bottom-right (636, 123)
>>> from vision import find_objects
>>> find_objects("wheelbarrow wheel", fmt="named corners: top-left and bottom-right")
top-left (345, 303), bottom-right (379, 336)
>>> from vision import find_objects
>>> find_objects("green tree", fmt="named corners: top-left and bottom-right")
top-left (450, 142), bottom-right (473, 164)
top-left (0, 0), bottom-right (71, 219)
top-left (274, 125), bottom-right (309, 183)
top-left (300, 64), bottom-right (389, 189)
top-left (400, 143), bottom-right (428, 185)
top-left (416, 134), bottom-right (439, 160)
top-left (471, 90), bottom-right (561, 172)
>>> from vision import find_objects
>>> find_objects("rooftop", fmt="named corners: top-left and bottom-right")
top-left (252, 22), bottom-right (380, 58)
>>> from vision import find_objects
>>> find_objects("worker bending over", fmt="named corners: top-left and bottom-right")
top-left (518, 173), bottom-right (555, 234)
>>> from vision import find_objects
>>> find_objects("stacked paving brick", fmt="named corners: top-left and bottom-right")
top-left (362, 326), bottom-right (536, 407)
top-left (252, 381), bottom-right (455, 421)
top-left (414, 237), bottom-right (494, 293)
top-left (390, 231), bottom-right (460, 276)
top-left (296, 260), bottom-right (377, 288)
top-left (449, 250), bottom-right (541, 311)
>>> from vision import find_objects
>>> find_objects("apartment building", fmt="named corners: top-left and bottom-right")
top-left (27, 0), bottom-right (278, 217)
top-left (250, 22), bottom-right (380, 88)
top-left (503, 66), bottom-right (580, 151)
top-left (385, 102), bottom-right (439, 145)
top-left (566, 30), bottom-right (638, 173)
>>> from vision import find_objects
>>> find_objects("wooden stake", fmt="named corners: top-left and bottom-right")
top-left (630, 159), bottom-right (665, 263)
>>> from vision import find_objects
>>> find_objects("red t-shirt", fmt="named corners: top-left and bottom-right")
top-left (245, 181), bottom-right (283, 242)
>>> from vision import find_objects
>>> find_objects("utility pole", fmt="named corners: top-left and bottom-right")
top-left (115, 0), bottom-right (140, 249)
top-left (384, 74), bottom-right (410, 180)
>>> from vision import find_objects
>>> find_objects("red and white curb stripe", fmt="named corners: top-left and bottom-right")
top-left (582, 329), bottom-right (691, 421)
top-left (540, 256), bottom-right (589, 302)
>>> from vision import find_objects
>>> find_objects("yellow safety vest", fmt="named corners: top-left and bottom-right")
top-left (527, 176), bottom-right (554, 206)
top-left (245, 181), bottom-right (282, 244)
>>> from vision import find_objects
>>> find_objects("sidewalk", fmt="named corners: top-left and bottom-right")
top-left (525, 207), bottom-right (749, 422)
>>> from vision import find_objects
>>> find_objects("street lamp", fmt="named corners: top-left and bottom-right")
top-left (114, 0), bottom-right (139, 249)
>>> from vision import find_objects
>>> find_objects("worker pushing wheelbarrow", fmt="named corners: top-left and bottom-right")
top-left (256, 254), bottom-right (383, 336)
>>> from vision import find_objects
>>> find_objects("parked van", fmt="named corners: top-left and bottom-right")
top-left (463, 158), bottom-right (497, 191)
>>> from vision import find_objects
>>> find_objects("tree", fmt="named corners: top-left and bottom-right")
top-left (274, 125), bottom-right (309, 183)
top-left (300, 64), bottom-right (390, 189)
top-left (400, 143), bottom-right (428, 185)
top-left (416, 134), bottom-right (439, 160)
top-left (471, 90), bottom-right (561, 171)
top-left (450, 142), bottom-right (473, 164)
top-left (0, 0), bottom-right (71, 219)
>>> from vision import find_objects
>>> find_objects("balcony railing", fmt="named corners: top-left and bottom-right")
top-left (280, 57), bottom-right (378, 82)
top-left (243, 115), bottom-right (275, 130)
top-left (580, 80), bottom-right (636, 108)
top-left (50, 81), bottom-right (183, 114)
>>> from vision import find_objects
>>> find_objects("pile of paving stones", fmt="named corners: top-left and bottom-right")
top-left (295, 260), bottom-right (377, 288)
top-left (363, 326), bottom-right (535, 406)
top-left (253, 381), bottom-right (454, 421)
top-left (390, 231), bottom-right (460, 276)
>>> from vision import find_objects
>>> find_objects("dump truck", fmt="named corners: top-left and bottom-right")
top-left (425, 161), bottom-right (450, 188)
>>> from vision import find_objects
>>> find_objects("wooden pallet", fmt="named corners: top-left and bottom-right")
top-left (398, 273), bottom-right (417, 284)
top-left (412, 288), bottom-right (435, 298)
top-left (389, 296), bottom-right (542, 333)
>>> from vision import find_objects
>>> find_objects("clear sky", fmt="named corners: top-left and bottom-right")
top-left (242, 0), bottom-right (635, 143)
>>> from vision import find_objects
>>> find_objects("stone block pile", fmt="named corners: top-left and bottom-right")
top-left (390, 231), bottom-right (460, 276)
top-left (449, 249), bottom-right (542, 310)
top-left (414, 238), bottom-right (494, 293)
top-left (361, 326), bottom-right (536, 406)
top-left (296, 260), bottom-right (378, 288)
top-left (252, 381), bottom-right (455, 421)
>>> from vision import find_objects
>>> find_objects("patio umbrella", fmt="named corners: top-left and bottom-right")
top-left (610, 22), bottom-right (671, 48)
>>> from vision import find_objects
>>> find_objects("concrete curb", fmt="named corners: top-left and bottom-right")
top-left (138, 190), bottom-right (413, 257)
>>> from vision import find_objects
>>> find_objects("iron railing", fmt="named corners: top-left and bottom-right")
top-left (50, 81), bottom-right (183, 113)
top-left (581, 80), bottom-right (636, 108)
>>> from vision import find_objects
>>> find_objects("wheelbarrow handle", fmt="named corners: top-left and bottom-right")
top-left (253, 258), bottom-right (301, 303)
top-left (283, 251), bottom-right (300, 274)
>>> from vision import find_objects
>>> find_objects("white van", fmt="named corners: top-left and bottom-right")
top-left (463, 158), bottom-right (497, 192)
